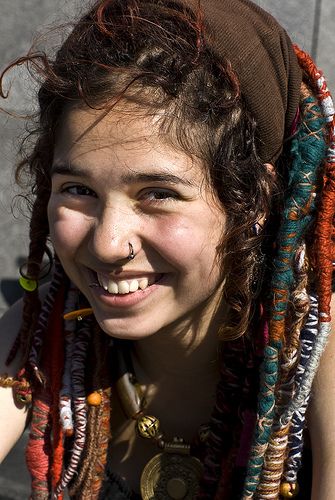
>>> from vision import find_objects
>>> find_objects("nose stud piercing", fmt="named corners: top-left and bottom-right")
top-left (128, 242), bottom-right (135, 260)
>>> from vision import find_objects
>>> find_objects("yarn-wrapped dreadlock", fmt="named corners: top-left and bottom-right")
top-left (1, 1), bottom-right (335, 499)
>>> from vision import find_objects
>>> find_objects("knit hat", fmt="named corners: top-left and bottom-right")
top-left (179, 0), bottom-right (302, 163)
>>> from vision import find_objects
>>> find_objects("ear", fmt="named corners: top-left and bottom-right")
top-left (264, 163), bottom-right (275, 175)
top-left (264, 162), bottom-right (275, 175)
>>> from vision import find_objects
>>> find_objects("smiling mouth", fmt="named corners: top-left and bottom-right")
top-left (92, 272), bottom-right (164, 295)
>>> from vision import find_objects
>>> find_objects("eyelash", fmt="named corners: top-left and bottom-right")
top-left (61, 185), bottom-right (97, 197)
top-left (139, 188), bottom-right (179, 204)
top-left (60, 184), bottom-right (180, 204)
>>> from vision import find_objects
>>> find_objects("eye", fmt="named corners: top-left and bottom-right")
top-left (139, 188), bottom-right (179, 203)
top-left (61, 184), bottom-right (97, 197)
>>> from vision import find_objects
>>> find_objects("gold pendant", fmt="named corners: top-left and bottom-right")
top-left (140, 452), bottom-right (203, 500)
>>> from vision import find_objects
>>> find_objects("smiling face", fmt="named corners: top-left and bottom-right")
top-left (48, 105), bottom-right (226, 339)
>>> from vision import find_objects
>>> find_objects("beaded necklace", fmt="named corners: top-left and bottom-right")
top-left (113, 341), bottom-right (209, 500)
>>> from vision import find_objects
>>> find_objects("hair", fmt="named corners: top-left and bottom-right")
top-left (1, 0), bottom-right (334, 498)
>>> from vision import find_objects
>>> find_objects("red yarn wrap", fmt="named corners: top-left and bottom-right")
top-left (26, 285), bottom-right (65, 499)
top-left (294, 45), bottom-right (335, 323)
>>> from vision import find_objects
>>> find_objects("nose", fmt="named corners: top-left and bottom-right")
top-left (88, 204), bottom-right (139, 265)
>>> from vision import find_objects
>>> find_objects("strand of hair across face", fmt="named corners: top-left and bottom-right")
top-left (243, 81), bottom-right (327, 498)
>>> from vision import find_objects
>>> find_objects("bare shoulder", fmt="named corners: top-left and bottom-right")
top-left (0, 297), bottom-right (26, 376)
top-left (0, 283), bottom-right (50, 463)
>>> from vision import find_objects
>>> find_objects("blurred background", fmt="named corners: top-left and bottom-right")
top-left (0, 0), bottom-right (333, 497)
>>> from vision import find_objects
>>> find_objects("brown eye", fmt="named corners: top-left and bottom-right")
top-left (140, 189), bottom-right (179, 202)
top-left (62, 184), bottom-right (97, 197)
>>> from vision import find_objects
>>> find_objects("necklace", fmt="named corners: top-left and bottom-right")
top-left (114, 342), bottom-right (208, 500)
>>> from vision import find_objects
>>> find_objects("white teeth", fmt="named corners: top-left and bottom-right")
top-left (107, 281), bottom-right (118, 294)
top-left (139, 278), bottom-right (149, 290)
top-left (129, 280), bottom-right (139, 292)
top-left (118, 281), bottom-right (130, 294)
top-left (96, 273), bottom-right (153, 294)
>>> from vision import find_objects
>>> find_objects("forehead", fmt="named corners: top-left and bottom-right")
top-left (53, 104), bottom-right (204, 182)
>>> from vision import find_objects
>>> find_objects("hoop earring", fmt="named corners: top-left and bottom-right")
top-left (128, 243), bottom-right (135, 260)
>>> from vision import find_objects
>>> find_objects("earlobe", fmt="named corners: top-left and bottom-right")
top-left (264, 162), bottom-right (275, 175)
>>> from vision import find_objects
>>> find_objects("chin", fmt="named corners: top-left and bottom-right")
top-left (96, 315), bottom-right (159, 340)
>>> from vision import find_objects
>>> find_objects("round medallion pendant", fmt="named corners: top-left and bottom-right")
top-left (140, 452), bottom-right (203, 500)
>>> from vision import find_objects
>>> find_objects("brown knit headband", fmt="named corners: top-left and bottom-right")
top-left (178, 0), bottom-right (302, 163)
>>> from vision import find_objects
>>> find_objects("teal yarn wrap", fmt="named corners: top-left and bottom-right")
top-left (270, 95), bottom-right (326, 327)
top-left (243, 340), bottom-right (281, 497)
top-left (243, 94), bottom-right (327, 498)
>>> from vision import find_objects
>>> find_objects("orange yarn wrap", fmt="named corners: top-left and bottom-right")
top-left (294, 45), bottom-right (335, 323)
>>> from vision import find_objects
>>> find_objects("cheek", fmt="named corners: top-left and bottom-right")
top-left (47, 201), bottom-right (90, 255)
top-left (152, 211), bottom-right (224, 276)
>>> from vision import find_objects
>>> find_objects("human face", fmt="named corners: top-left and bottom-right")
top-left (48, 105), bottom-right (226, 339)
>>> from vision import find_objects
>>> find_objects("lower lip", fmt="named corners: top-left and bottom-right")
top-left (91, 275), bottom-right (166, 308)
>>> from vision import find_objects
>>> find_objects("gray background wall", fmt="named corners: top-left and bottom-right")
top-left (0, 1), bottom-right (333, 498)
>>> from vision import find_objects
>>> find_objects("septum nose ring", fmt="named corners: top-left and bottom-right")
top-left (128, 242), bottom-right (135, 260)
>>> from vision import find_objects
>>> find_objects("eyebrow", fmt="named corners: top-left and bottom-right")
top-left (50, 162), bottom-right (196, 187)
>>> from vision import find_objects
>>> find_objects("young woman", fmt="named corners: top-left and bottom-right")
top-left (0, 0), bottom-right (334, 498)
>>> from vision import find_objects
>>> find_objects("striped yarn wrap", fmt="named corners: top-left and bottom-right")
top-left (279, 321), bottom-right (331, 427)
top-left (55, 319), bottom-right (91, 496)
top-left (70, 388), bottom-right (111, 499)
top-left (283, 292), bottom-right (319, 483)
top-left (26, 395), bottom-right (52, 500)
top-left (242, 341), bottom-right (281, 499)
top-left (90, 389), bottom-right (111, 498)
top-left (69, 325), bottom-right (112, 498)
top-left (59, 285), bottom-right (79, 436)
